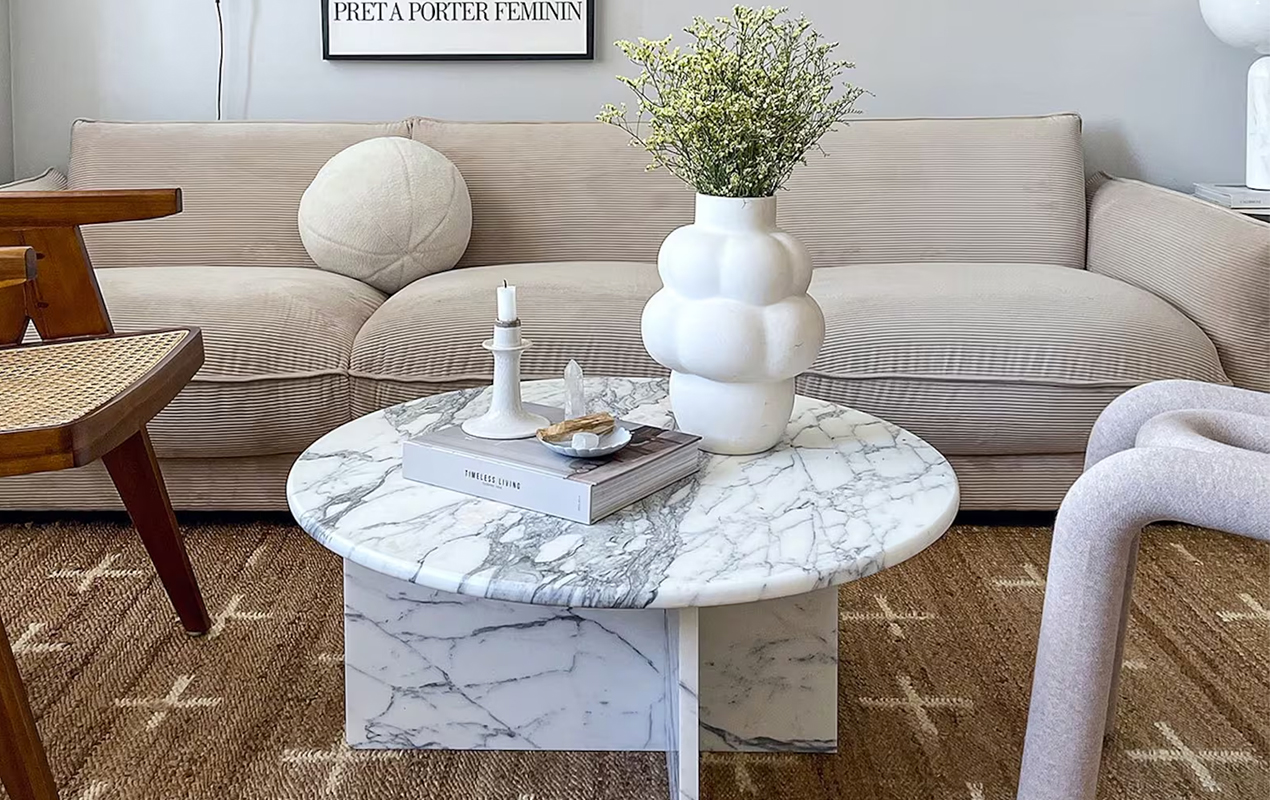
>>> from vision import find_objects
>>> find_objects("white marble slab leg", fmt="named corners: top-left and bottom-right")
top-left (698, 588), bottom-right (838, 753)
top-left (667, 609), bottom-right (700, 800)
top-left (344, 560), bottom-right (671, 751)
top-left (343, 563), bottom-right (836, 799)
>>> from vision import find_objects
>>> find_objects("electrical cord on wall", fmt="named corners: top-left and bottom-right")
top-left (215, 0), bottom-right (225, 120)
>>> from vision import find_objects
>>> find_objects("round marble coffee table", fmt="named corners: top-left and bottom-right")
top-left (287, 377), bottom-right (958, 800)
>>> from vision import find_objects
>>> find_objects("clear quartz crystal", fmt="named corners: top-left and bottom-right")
top-left (564, 359), bottom-right (586, 419)
top-left (572, 432), bottom-right (600, 450)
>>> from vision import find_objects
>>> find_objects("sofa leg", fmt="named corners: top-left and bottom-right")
top-left (103, 429), bottom-right (211, 635)
top-left (0, 619), bottom-right (58, 800)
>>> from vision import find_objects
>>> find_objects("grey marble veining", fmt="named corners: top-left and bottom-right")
top-left (295, 378), bottom-right (960, 800)
top-left (345, 560), bottom-right (672, 751)
top-left (345, 563), bottom-right (841, 800)
top-left (288, 378), bottom-right (959, 610)
top-left (699, 588), bottom-right (838, 753)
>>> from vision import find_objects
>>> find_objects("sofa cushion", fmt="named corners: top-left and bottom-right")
top-left (69, 119), bottom-right (410, 269)
top-left (411, 113), bottom-right (1086, 271)
top-left (799, 263), bottom-right (1231, 456)
top-left (97, 266), bottom-right (385, 458)
top-left (350, 260), bottom-right (1227, 458)
top-left (299, 137), bottom-right (473, 293)
top-left (350, 262), bottom-right (664, 413)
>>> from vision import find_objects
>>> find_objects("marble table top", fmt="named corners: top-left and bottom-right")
top-left (287, 378), bottom-right (959, 610)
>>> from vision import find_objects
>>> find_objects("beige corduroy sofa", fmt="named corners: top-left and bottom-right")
top-left (0, 112), bottom-right (1264, 511)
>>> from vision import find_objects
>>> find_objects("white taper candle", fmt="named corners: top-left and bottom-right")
top-left (496, 283), bottom-right (517, 322)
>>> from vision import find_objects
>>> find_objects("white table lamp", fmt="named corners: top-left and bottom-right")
top-left (1201, 0), bottom-right (1270, 188)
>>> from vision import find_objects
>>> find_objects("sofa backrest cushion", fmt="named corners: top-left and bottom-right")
top-left (69, 119), bottom-right (410, 269)
top-left (411, 113), bottom-right (1087, 270)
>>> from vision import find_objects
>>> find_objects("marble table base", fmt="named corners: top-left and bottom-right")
top-left (344, 561), bottom-right (838, 800)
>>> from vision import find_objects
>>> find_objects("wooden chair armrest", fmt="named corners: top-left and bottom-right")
top-left (0, 246), bottom-right (36, 290)
top-left (0, 189), bottom-right (182, 229)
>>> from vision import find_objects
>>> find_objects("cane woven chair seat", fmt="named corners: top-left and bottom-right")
top-left (0, 330), bottom-right (189, 431)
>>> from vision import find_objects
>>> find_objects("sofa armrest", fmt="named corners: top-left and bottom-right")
top-left (1087, 175), bottom-right (1269, 392)
top-left (0, 168), bottom-right (68, 193)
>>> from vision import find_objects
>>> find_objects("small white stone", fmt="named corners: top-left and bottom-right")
top-left (572, 432), bottom-right (600, 450)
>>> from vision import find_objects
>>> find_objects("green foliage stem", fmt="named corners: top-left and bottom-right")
top-left (598, 5), bottom-right (866, 198)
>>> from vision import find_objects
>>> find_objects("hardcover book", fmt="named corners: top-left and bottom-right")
top-left (1194, 183), bottom-right (1270, 209)
top-left (402, 405), bottom-right (701, 524)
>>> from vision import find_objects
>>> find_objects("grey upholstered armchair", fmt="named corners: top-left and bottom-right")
top-left (1017, 380), bottom-right (1270, 800)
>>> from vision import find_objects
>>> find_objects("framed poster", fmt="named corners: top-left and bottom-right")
top-left (322, 0), bottom-right (595, 61)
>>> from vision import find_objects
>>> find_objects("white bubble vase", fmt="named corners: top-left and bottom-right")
top-left (642, 194), bottom-right (825, 455)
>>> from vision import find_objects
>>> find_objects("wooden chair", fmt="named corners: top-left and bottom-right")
top-left (0, 189), bottom-right (210, 800)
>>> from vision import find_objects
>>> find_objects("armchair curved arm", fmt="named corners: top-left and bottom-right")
top-left (1085, 380), bottom-right (1270, 467)
top-left (0, 188), bottom-right (181, 229)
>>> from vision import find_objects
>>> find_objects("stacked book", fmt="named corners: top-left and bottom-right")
top-left (403, 404), bottom-right (701, 524)
top-left (1194, 183), bottom-right (1270, 212)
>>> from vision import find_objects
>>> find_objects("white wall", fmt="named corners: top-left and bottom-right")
top-left (9, 0), bottom-right (1251, 189)
top-left (0, 0), bottom-right (13, 183)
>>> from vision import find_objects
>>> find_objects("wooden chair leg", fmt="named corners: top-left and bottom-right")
top-left (0, 620), bottom-right (58, 800)
top-left (102, 428), bottom-right (211, 635)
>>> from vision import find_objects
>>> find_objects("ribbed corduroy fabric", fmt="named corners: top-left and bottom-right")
top-left (778, 114), bottom-right (1087, 269)
top-left (0, 452), bottom-right (1081, 511)
top-left (410, 114), bottom-right (1087, 271)
top-left (347, 260), bottom-right (1227, 456)
top-left (349, 262), bottom-right (665, 414)
top-left (946, 453), bottom-right (1084, 509)
top-left (0, 167), bottom-right (68, 191)
top-left (1087, 176), bottom-right (1270, 393)
top-left (801, 263), bottom-right (1230, 455)
top-left (3, 114), bottom-right (1245, 515)
top-left (68, 119), bottom-right (410, 269)
top-left (0, 455), bottom-right (297, 510)
top-left (96, 267), bottom-right (385, 458)
top-left (409, 119), bottom-right (691, 269)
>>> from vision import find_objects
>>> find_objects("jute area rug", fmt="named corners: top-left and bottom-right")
top-left (0, 518), bottom-right (1264, 800)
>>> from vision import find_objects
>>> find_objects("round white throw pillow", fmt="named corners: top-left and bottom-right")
top-left (298, 137), bottom-right (472, 293)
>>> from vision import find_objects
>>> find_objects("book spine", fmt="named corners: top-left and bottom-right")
top-left (402, 441), bottom-right (593, 524)
top-left (1195, 188), bottom-right (1270, 208)
top-left (1194, 189), bottom-right (1231, 207)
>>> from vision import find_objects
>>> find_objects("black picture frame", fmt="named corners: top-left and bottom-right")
top-left (321, 0), bottom-right (595, 61)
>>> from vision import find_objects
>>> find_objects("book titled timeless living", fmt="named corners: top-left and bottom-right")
top-left (402, 405), bottom-right (701, 524)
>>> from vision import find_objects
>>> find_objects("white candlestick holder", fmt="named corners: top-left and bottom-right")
top-left (461, 320), bottom-right (549, 440)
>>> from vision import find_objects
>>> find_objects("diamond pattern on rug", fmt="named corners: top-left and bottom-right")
top-left (1124, 721), bottom-right (1264, 793)
top-left (48, 553), bottom-right (145, 594)
top-left (1218, 594), bottom-right (1270, 625)
top-left (114, 674), bottom-right (224, 731)
top-left (988, 562), bottom-right (1047, 592)
top-left (1169, 542), bottom-right (1204, 565)
top-left (208, 594), bottom-right (273, 640)
top-left (281, 736), bottom-right (403, 798)
top-left (0, 519), bottom-right (1263, 800)
top-left (840, 594), bottom-right (935, 639)
top-left (11, 622), bottom-right (69, 655)
top-left (73, 781), bottom-right (111, 800)
top-left (858, 674), bottom-right (975, 737)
